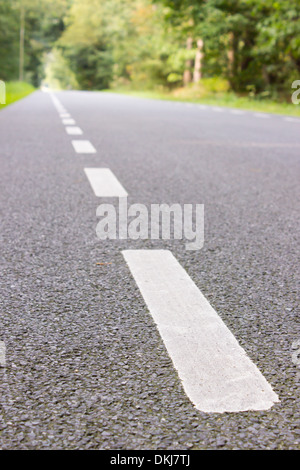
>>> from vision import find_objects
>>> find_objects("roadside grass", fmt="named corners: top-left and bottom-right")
top-left (0, 81), bottom-right (35, 109)
top-left (106, 84), bottom-right (300, 117)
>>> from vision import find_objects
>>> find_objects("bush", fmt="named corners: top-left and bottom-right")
top-left (172, 77), bottom-right (230, 99)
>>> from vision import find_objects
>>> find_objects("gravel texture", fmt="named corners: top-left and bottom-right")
top-left (0, 91), bottom-right (299, 449)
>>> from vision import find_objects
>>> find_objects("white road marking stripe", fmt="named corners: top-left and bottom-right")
top-left (66, 126), bottom-right (83, 135)
top-left (230, 109), bottom-right (245, 115)
top-left (60, 113), bottom-right (71, 118)
top-left (49, 93), bottom-right (66, 114)
top-left (0, 341), bottom-right (6, 367)
top-left (254, 113), bottom-right (270, 118)
top-left (122, 250), bottom-right (279, 413)
top-left (84, 168), bottom-right (128, 197)
top-left (284, 117), bottom-right (300, 122)
top-left (72, 140), bottom-right (96, 154)
top-left (63, 118), bottom-right (76, 125)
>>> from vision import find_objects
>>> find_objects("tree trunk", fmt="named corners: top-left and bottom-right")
top-left (227, 32), bottom-right (235, 75)
top-left (227, 31), bottom-right (239, 89)
top-left (19, 4), bottom-right (25, 82)
top-left (193, 39), bottom-right (204, 83)
top-left (183, 37), bottom-right (193, 86)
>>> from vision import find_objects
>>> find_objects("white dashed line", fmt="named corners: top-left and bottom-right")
top-left (66, 126), bottom-right (83, 135)
top-left (84, 168), bottom-right (128, 197)
top-left (60, 113), bottom-right (71, 118)
top-left (122, 249), bottom-right (280, 413)
top-left (72, 140), bottom-right (96, 154)
top-left (284, 117), bottom-right (300, 123)
top-left (230, 109), bottom-right (245, 115)
top-left (49, 93), bottom-right (66, 114)
top-left (63, 118), bottom-right (76, 125)
top-left (0, 342), bottom-right (6, 367)
top-left (254, 113), bottom-right (270, 119)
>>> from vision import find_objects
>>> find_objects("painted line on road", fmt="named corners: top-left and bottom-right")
top-left (230, 109), bottom-right (245, 115)
top-left (49, 93), bottom-right (67, 114)
top-left (60, 113), bottom-right (71, 118)
top-left (63, 118), bottom-right (76, 125)
top-left (66, 126), bottom-right (83, 135)
top-left (254, 113), bottom-right (270, 119)
top-left (122, 249), bottom-right (280, 413)
top-left (72, 140), bottom-right (97, 154)
top-left (0, 341), bottom-right (6, 367)
top-left (284, 117), bottom-right (300, 123)
top-left (84, 168), bottom-right (128, 197)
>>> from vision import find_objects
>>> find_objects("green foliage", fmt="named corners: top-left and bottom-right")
top-left (43, 48), bottom-right (79, 89)
top-left (0, 0), bottom-right (69, 85)
top-left (22, 0), bottom-right (69, 86)
top-left (59, 0), bottom-right (175, 90)
top-left (167, 72), bottom-right (182, 84)
top-left (0, 1), bottom-right (20, 80)
top-left (153, 0), bottom-right (300, 97)
top-left (0, 81), bottom-right (35, 108)
top-left (64, 45), bottom-right (114, 90)
top-left (58, 0), bottom-right (114, 89)
top-left (0, 0), bottom-right (298, 100)
top-left (170, 76), bottom-right (230, 100)
top-left (110, 87), bottom-right (300, 117)
top-left (200, 77), bottom-right (230, 93)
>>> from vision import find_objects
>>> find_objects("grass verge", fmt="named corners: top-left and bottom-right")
top-left (106, 86), bottom-right (300, 117)
top-left (0, 81), bottom-right (35, 109)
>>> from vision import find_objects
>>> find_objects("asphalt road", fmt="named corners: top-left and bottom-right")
top-left (0, 90), bottom-right (299, 450)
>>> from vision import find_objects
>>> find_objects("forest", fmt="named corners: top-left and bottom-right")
top-left (1, 0), bottom-right (299, 102)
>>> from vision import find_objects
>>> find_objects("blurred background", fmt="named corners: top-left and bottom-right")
top-left (1, 0), bottom-right (300, 114)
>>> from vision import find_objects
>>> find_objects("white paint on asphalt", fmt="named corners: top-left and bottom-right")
top-left (72, 140), bottom-right (96, 154)
top-left (66, 126), bottom-right (83, 135)
top-left (60, 113), bottom-right (71, 118)
top-left (122, 249), bottom-right (280, 413)
top-left (84, 168), bottom-right (128, 197)
top-left (254, 113), bottom-right (270, 118)
top-left (284, 117), bottom-right (300, 123)
top-left (230, 109), bottom-right (245, 115)
top-left (63, 118), bottom-right (76, 125)
top-left (49, 93), bottom-right (66, 114)
top-left (0, 342), bottom-right (6, 367)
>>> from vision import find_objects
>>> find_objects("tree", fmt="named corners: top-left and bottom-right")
top-left (0, 0), bottom-right (70, 85)
top-left (152, 0), bottom-right (300, 97)
top-left (0, 1), bottom-right (20, 80)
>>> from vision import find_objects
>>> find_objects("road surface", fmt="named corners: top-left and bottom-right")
top-left (0, 90), bottom-right (299, 449)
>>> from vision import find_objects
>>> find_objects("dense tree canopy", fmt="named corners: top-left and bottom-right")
top-left (0, 0), bottom-right (69, 85)
top-left (0, 0), bottom-right (20, 80)
top-left (0, 0), bottom-right (299, 99)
